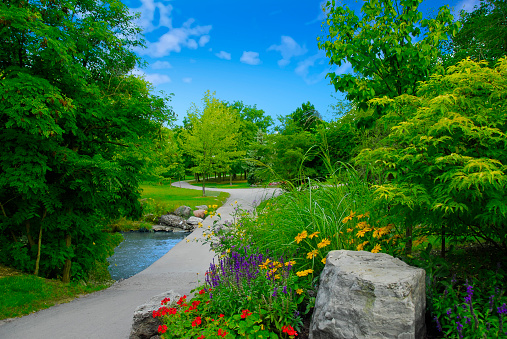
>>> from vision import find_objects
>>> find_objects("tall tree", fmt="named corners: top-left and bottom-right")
top-left (180, 91), bottom-right (244, 196)
top-left (0, 0), bottom-right (173, 282)
top-left (442, 0), bottom-right (507, 68)
top-left (319, 0), bottom-right (459, 125)
top-left (277, 101), bottom-right (323, 135)
top-left (356, 58), bottom-right (507, 255)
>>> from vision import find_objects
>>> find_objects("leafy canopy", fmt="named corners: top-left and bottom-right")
top-left (0, 0), bottom-right (173, 281)
top-left (319, 0), bottom-right (459, 115)
top-left (356, 58), bottom-right (507, 252)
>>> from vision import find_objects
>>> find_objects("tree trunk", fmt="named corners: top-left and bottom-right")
top-left (404, 222), bottom-right (413, 256)
top-left (202, 175), bottom-right (206, 197)
top-left (62, 233), bottom-right (72, 283)
top-left (26, 221), bottom-right (36, 249)
top-left (34, 209), bottom-right (47, 276)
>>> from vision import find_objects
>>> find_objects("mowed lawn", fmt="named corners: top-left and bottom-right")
top-left (139, 183), bottom-right (230, 211)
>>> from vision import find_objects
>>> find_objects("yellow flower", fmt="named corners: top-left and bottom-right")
top-left (296, 289), bottom-right (304, 295)
top-left (226, 248), bottom-right (231, 253)
top-left (308, 231), bottom-right (320, 239)
top-left (202, 232), bottom-right (207, 237)
top-left (207, 225), bottom-right (211, 229)
top-left (321, 258), bottom-right (327, 264)
top-left (259, 258), bottom-right (272, 270)
top-left (296, 269), bottom-right (314, 277)
top-left (347, 228), bottom-right (354, 233)
top-left (208, 205), bottom-right (211, 208)
top-left (204, 210), bottom-right (208, 214)
top-left (307, 249), bottom-right (318, 259)
top-left (186, 239), bottom-right (189, 243)
top-left (342, 210), bottom-right (356, 223)
top-left (356, 241), bottom-right (369, 251)
top-left (218, 213), bottom-right (221, 217)
top-left (212, 204), bottom-right (218, 209)
top-left (93, 242), bottom-right (95, 245)
top-left (274, 274), bottom-right (281, 280)
top-left (295, 230), bottom-right (308, 244)
top-left (234, 201), bottom-right (237, 204)
top-left (317, 238), bottom-right (331, 249)
top-left (371, 244), bottom-right (382, 253)
top-left (285, 260), bottom-right (296, 267)
top-left (356, 221), bottom-right (369, 229)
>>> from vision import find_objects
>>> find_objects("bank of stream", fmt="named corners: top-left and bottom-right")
top-left (107, 231), bottom-right (189, 280)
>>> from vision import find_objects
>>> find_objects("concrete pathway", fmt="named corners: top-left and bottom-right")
top-left (0, 182), bottom-right (280, 339)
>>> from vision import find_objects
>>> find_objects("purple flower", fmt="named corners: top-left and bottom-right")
top-left (466, 317), bottom-right (471, 325)
top-left (272, 287), bottom-right (277, 298)
top-left (447, 308), bottom-right (452, 316)
top-left (456, 321), bottom-right (463, 339)
top-left (498, 303), bottom-right (507, 315)
top-left (434, 316), bottom-right (442, 332)
top-left (282, 286), bottom-right (288, 294)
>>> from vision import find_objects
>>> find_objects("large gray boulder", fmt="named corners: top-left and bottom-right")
top-left (130, 290), bottom-right (181, 339)
top-left (310, 250), bottom-right (426, 339)
top-left (186, 216), bottom-right (204, 225)
top-left (174, 205), bottom-right (192, 218)
top-left (158, 214), bottom-right (190, 230)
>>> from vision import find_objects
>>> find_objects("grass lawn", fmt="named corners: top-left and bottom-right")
top-left (0, 265), bottom-right (107, 320)
top-left (140, 183), bottom-right (230, 210)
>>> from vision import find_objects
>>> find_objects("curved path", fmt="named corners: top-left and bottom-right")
top-left (0, 182), bottom-right (280, 339)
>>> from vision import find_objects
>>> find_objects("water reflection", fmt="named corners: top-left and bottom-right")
top-left (107, 231), bottom-right (188, 280)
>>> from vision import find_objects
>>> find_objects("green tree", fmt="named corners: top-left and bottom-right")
top-left (442, 0), bottom-right (507, 67)
top-left (319, 0), bottom-right (459, 124)
top-left (356, 58), bottom-right (507, 255)
top-left (277, 101), bottom-right (323, 135)
top-left (180, 91), bottom-right (244, 196)
top-left (0, 0), bottom-right (173, 282)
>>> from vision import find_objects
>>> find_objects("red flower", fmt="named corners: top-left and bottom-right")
top-left (199, 289), bottom-right (206, 294)
top-left (197, 336), bottom-right (205, 339)
top-left (152, 310), bottom-right (161, 318)
top-left (161, 297), bottom-right (171, 305)
top-left (240, 309), bottom-right (252, 319)
top-left (219, 314), bottom-right (225, 318)
top-left (218, 328), bottom-right (228, 337)
top-left (191, 316), bottom-right (202, 327)
top-left (158, 324), bottom-right (168, 333)
top-left (282, 325), bottom-right (298, 336)
top-left (176, 295), bottom-right (187, 306)
top-left (192, 300), bottom-right (201, 307)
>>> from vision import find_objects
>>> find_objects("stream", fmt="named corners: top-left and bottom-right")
top-left (107, 231), bottom-right (189, 280)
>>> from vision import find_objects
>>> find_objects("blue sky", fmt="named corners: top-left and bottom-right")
top-left (124, 0), bottom-right (480, 126)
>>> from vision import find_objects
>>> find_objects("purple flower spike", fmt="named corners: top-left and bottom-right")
top-left (498, 303), bottom-right (507, 315)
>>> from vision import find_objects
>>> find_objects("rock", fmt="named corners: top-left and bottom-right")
top-left (193, 209), bottom-right (205, 218)
top-left (151, 225), bottom-right (173, 232)
top-left (187, 216), bottom-right (203, 225)
top-left (158, 214), bottom-right (189, 230)
top-left (310, 250), bottom-right (426, 339)
top-left (195, 205), bottom-right (208, 210)
top-left (174, 205), bottom-right (192, 218)
top-left (130, 290), bottom-right (180, 339)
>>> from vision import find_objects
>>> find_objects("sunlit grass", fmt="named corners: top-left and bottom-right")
top-left (0, 265), bottom-right (106, 320)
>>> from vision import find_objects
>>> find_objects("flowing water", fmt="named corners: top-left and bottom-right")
top-left (107, 231), bottom-right (189, 280)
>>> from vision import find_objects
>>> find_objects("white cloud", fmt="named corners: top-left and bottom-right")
top-left (268, 36), bottom-right (307, 67)
top-left (151, 61), bottom-right (172, 69)
top-left (131, 69), bottom-right (171, 85)
top-left (453, 0), bottom-right (480, 18)
top-left (187, 39), bottom-right (198, 49)
top-left (295, 50), bottom-right (338, 85)
top-left (182, 77), bottom-right (192, 84)
top-left (215, 51), bottom-right (231, 60)
top-left (199, 35), bottom-right (210, 47)
top-left (140, 19), bottom-right (212, 58)
top-left (240, 51), bottom-right (261, 65)
top-left (130, 0), bottom-right (173, 33)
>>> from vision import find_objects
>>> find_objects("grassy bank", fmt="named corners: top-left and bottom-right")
top-left (0, 265), bottom-right (107, 320)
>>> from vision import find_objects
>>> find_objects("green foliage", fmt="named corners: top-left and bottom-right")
top-left (356, 58), bottom-right (507, 252)
top-left (180, 91), bottom-right (245, 196)
top-left (319, 0), bottom-right (459, 115)
top-left (0, 0), bottom-right (174, 281)
top-left (277, 102), bottom-right (323, 135)
top-left (0, 270), bottom-right (107, 320)
top-left (442, 0), bottom-right (507, 68)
